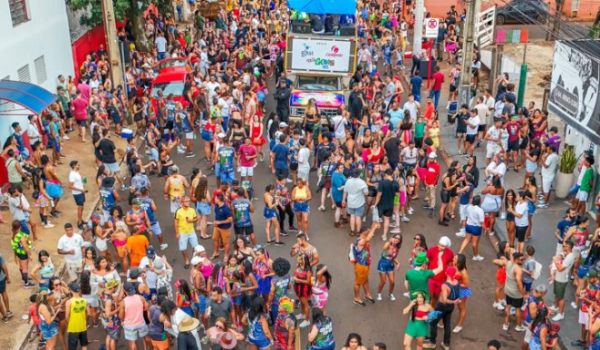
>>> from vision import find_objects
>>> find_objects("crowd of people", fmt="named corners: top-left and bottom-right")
top-left (3, 0), bottom-right (600, 350)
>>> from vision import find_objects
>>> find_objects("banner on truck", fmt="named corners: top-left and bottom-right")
top-left (548, 40), bottom-right (600, 144)
top-left (290, 38), bottom-right (352, 73)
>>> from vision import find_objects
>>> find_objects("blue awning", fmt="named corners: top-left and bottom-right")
top-left (0, 80), bottom-right (56, 115)
top-left (288, 0), bottom-right (357, 15)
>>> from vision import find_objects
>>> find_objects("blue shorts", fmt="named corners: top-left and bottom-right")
top-left (377, 258), bottom-right (394, 273)
top-left (257, 91), bottom-right (266, 102)
top-left (150, 222), bottom-right (162, 236)
top-left (232, 295), bottom-right (243, 305)
top-left (219, 170), bottom-right (235, 184)
top-left (465, 224), bottom-right (482, 237)
top-left (256, 276), bottom-right (272, 295)
top-left (149, 147), bottom-right (159, 161)
top-left (196, 202), bottom-right (212, 216)
top-left (73, 193), bottom-right (85, 207)
top-left (40, 321), bottom-right (58, 340)
top-left (249, 336), bottom-right (271, 350)
top-left (201, 129), bottom-right (213, 141)
top-left (194, 294), bottom-right (207, 313)
top-left (569, 184), bottom-right (580, 196)
top-left (293, 202), bottom-right (310, 213)
top-left (459, 287), bottom-right (472, 299)
top-left (348, 205), bottom-right (365, 217)
top-left (178, 232), bottom-right (199, 251)
top-left (528, 201), bottom-right (536, 215)
top-left (264, 207), bottom-right (278, 220)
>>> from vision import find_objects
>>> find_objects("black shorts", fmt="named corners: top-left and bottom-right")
top-left (68, 331), bottom-right (89, 350)
top-left (505, 295), bottom-right (524, 308)
top-left (127, 90), bottom-right (137, 100)
top-left (466, 134), bottom-right (476, 144)
top-left (77, 120), bottom-right (87, 127)
top-left (368, 187), bottom-right (378, 197)
top-left (165, 120), bottom-right (174, 130)
top-left (415, 137), bottom-right (423, 148)
top-left (508, 139), bottom-right (520, 152)
top-left (234, 225), bottom-right (254, 236)
top-left (478, 124), bottom-right (486, 132)
top-left (516, 226), bottom-right (528, 242)
top-left (380, 208), bottom-right (393, 217)
top-left (335, 201), bottom-right (343, 208)
top-left (449, 85), bottom-right (457, 93)
top-left (290, 163), bottom-right (299, 171)
top-left (440, 190), bottom-right (450, 204)
top-left (519, 137), bottom-right (529, 150)
top-left (15, 252), bottom-right (28, 261)
top-left (275, 167), bottom-right (289, 179)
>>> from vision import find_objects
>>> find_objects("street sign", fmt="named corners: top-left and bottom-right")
top-left (424, 18), bottom-right (439, 38)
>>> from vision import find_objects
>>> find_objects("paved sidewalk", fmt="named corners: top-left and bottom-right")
top-left (429, 72), bottom-right (581, 349)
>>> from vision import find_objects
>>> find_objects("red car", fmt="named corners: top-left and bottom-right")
top-left (156, 57), bottom-right (188, 74)
top-left (149, 67), bottom-right (188, 112)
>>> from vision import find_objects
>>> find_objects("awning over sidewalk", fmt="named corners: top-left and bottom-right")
top-left (288, 0), bottom-right (357, 15)
top-left (0, 80), bottom-right (56, 116)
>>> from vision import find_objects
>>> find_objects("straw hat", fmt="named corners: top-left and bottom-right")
top-left (178, 316), bottom-right (200, 332)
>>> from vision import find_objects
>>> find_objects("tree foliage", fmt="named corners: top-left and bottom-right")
top-left (65, 0), bottom-right (171, 28)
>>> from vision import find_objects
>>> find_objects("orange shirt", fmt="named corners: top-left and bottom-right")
top-left (424, 103), bottom-right (435, 121)
top-left (126, 235), bottom-right (149, 267)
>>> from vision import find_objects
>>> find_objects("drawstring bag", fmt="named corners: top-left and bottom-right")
top-left (46, 181), bottom-right (64, 199)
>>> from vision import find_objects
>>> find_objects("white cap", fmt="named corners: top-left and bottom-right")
top-left (194, 245), bottom-right (206, 254)
top-left (217, 132), bottom-right (226, 138)
top-left (279, 122), bottom-right (288, 128)
top-left (439, 236), bottom-right (451, 248)
top-left (428, 152), bottom-right (438, 159)
top-left (191, 256), bottom-right (205, 266)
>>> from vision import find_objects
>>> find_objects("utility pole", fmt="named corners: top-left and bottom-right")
top-left (459, 0), bottom-right (481, 107)
top-left (100, 0), bottom-right (124, 88)
top-left (551, 0), bottom-right (565, 40)
top-left (412, 0), bottom-right (424, 58)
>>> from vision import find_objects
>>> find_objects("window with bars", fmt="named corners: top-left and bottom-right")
top-left (18, 65), bottom-right (31, 83)
top-left (9, 0), bottom-right (30, 26)
top-left (34, 56), bottom-right (47, 84)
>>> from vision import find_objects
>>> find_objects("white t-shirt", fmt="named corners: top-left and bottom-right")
top-left (486, 126), bottom-right (500, 152)
top-left (475, 103), bottom-right (488, 125)
top-left (514, 201), bottom-right (529, 227)
top-left (403, 101), bottom-right (420, 121)
top-left (466, 115), bottom-right (480, 135)
top-left (69, 170), bottom-right (84, 195)
top-left (298, 147), bottom-right (311, 174)
top-left (577, 165), bottom-right (588, 186)
top-left (57, 233), bottom-right (84, 263)
top-left (330, 115), bottom-right (347, 139)
top-left (554, 252), bottom-right (575, 283)
top-left (542, 153), bottom-right (559, 179)
top-left (8, 194), bottom-right (30, 221)
top-left (218, 98), bottom-right (231, 117)
top-left (139, 256), bottom-right (161, 289)
top-left (155, 37), bottom-right (167, 53)
top-left (466, 205), bottom-right (485, 227)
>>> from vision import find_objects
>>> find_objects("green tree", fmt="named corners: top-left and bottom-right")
top-left (65, 0), bottom-right (172, 51)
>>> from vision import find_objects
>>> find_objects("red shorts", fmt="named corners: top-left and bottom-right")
top-left (429, 279), bottom-right (443, 297)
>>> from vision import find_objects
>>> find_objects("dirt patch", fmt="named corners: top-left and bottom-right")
top-left (0, 135), bottom-right (127, 350)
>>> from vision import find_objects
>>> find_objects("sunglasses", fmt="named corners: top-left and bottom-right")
top-left (414, 237), bottom-right (420, 241)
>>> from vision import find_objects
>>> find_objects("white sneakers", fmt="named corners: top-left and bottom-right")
top-left (377, 293), bottom-right (396, 301)
top-left (552, 313), bottom-right (564, 322)
top-left (377, 293), bottom-right (383, 301)
top-left (160, 243), bottom-right (169, 250)
top-left (472, 255), bottom-right (484, 261)
top-left (452, 326), bottom-right (463, 333)
top-left (455, 230), bottom-right (466, 238)
top-left (299, 320), bottom-right (311, 328)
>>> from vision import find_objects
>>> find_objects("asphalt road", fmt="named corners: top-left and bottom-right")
top-left (76, 79), bottom-right (526, 350)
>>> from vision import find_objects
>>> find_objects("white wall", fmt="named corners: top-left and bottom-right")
top-left (0, 0), bottom-right (75, 143)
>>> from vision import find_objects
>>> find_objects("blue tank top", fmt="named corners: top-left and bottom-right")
top-left (459, 184), bottom-right (474, 205)
top-left (180, 111), bottom-right (192, 132)
top-left (271, 275), bottom-right (291, 305)
top-left (248, 316), bottom-right (269, 342)
top-left (218, 146), bottom-right (235, 172)
top-left (232, 198), bottom-right (252, 227)
top-left (140, 197), bottom-right (157, 225)
top-left (165, 101), bottom-right (176, 122)
top-left (99, 187), bottom-right (115, 211)
top-left (312, 317), bottom-right (334, 349)
top-left (444, 281), bottom-right (461, 302)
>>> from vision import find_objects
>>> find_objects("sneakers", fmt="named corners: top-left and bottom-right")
top-left (403, 292), bottom-right (410, 298)
top-left (43, 223), bottom-right (55, 229)
top-left (318, 206), bottom-right (326, 212)
top-left (1, 317), bottom-right (8, 324)
top-left (23, 281), bottom-right (34, 289)
top-left (572, 301), bottom-right (579, 309)
top-left (390, 228), bottom-right (401, 233)
top-left (295, 314), bottom-right (305, 320)
top-left (515, 325), bottom-right (526, 332)
top-left (441, 343), bottom-right (450, 350)
top-left (185, 152), bottom-right (196, 158)
top-left (537, 204), bottom-right (549, 209)
top-left (422, 342), bottom-right (437, 349)
top-left (472, 255), bottom-right (485, 261)
top-left (353, 299), bottom-right (366, 306)
top-left (452, 326), bottom-right (463, 333)
top-left (502, 324), bottom-right (509, 331)
top-left (299, 320), bottom-right (310, 328)
top-left (401, 216), bottom-right (410, 222)
top-left (552, 313), bottom-right (564, 321)
top-left (548, 305), bottom-right (558, 312)
top-left (389, 294), bottom-right (396, 301)
top-left (500, 212), bottom-right (506, 220)
top-left (408, 207), bottom-right (414, 215)
top-left (377, 293), bottom-right (383, 301)
top-left (274, 241), bottom-right (285, 246)
top-left (160, 243), bottom-right (169, 250)
top-left (571, 340), bottom-right (586, 347)
top-left (455, 231), bottom-right (466, 238)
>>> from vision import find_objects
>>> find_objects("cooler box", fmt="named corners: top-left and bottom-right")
top-left (419, 59), bottom-right (437, 78)
top-left (447, 101), bottom-right (457, 124)
top-left (404, 51), bottom-right (413, 60)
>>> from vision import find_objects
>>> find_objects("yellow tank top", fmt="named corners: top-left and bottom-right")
top-left (67, 297), bottom-right (87, 333)
top-left (295, 186), bottom-right (308, 200)
top-left (170, 176), bottom-right (184, 199)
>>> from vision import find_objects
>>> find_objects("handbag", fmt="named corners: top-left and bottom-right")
top-left (46, 182), bottom-right (64, 199)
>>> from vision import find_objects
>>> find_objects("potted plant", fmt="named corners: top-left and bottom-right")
top-left (555, 146), bottom-right (579, 198)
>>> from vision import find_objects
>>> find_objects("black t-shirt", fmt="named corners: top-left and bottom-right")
top-left (310, 14), bottom-right (324, 32)
top-left (384, 137), bottom-right (401, 163)
top-left (98, 138), bottom-right (117, 164)
top-left (529, 147), bottom-right (541, 159)
top-left (456, 112), bottom-right (468, 133)
top-left (377, 179), bottom-right (399, 211)
top-left (349, 91), bottom-right (364, 118)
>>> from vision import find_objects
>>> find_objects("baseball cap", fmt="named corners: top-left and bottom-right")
top-left (129, 267), bottom-right (141, 279)
top-left (279, 122), bottom-right (288, 128)
top-left (534, 284), bottom-right (547, 293)
top-left (146, 246), bottom-right (156, 258)
top-left (68, 283), bottom-right (80, 293)
top-left (124, 282), bottom-right (136, 295)
top-left (445, 266), bottom-right (457, 279)
top-left (439, 236), bottom-right (451, 248)
top-left (428, 152), bottom-right (438, 159)
top-left (191, 256), bottom-right (205, 266)
top-left (194, 245), bottom-right (206, 254)
top-left (587, 270), bottom-right (599, 279)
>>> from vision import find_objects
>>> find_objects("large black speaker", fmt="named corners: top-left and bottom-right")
top-left (292, 21), bottom-right (311, 34)
top-left (339, 23), bottom-right (356, 36)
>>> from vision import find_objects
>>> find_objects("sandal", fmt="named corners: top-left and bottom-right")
top-left (353, 299), bottom-right (366, 306)
top-left (448, 214), bottom-right (456, 220)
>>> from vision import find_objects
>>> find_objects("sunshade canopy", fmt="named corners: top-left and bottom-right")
top-left (0, 80), bottom-right (56, 115)
top-left (288, 0), bottom-right (357, 15)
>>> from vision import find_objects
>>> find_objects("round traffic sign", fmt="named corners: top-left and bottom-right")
top-left (428, 19), bottom-right (437, 28)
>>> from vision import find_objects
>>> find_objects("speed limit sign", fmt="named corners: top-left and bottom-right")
top-left (424, 18), bottom-right (439, 38)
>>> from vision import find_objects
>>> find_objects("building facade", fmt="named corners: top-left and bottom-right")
top-left (0, 0), bottom-right (74, 142)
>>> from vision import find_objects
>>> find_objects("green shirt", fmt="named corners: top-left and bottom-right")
top-left (415, 122), bottom-right (426, 139)
top-left (405, 269), bottom-right (435, 299)
top-left (580, 167), bottom-right (595, 193)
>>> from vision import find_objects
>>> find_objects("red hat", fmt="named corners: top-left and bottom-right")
top-left (393, 76), bottom-right (400, 81)
top-left (374, 72), bottom-right (380, 77)
top-left (445, 266), bottom-right (457, 279)
top-left (550, 322), bottom-right (561, 333)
